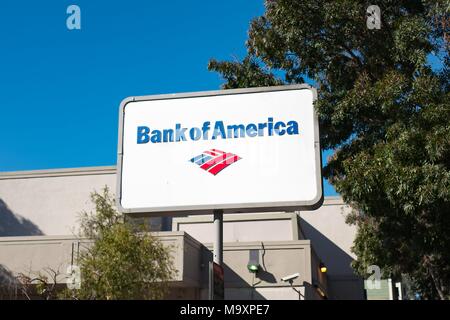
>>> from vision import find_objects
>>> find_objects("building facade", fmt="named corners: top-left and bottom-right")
top-left (0, 166), bottom-right (367, 299)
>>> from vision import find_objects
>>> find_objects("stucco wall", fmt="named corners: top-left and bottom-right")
top-left (0, 234), bottom-right (320, 300)
top-left (300, 197), bottom-right (364, 299)
top-left (174, 199), bottom-right (364, 300)
top-left (0, 166), bottom-right (364, 299)
top-left (173, 213), bottom-right (298, 243)
top-left (0, 167), bottom-right (116, 236)
top-left (0, 232), bottom-right (202, 287)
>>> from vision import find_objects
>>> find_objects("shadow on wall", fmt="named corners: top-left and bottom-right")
top-left (0, 264), bottom-right (16, 284)
top-left (299, 217), bottom-right (355, 276)
top-left (200, 248), bottom-right (308, 300)
top-left (0, 264), bottom-right (19, 299)
top-left (299, 217), bottom-right (365, 300)
top-left (200, 248), bottom-right (268, 300)
top-left (0, 199), bottom-right (43, 236)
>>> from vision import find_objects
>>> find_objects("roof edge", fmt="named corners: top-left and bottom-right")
top-left (0, 165), bottom-right (117, 180)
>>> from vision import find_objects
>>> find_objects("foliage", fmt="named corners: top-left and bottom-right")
top-left (209, 0), bottom-right (449, 299)
top-left (65, 187), bottom-right (176, 300)
top-left (0, 265), bottom-right (62, 300)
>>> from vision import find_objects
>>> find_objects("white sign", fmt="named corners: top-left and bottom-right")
top-left (117, 85), bottom-right (322, 215)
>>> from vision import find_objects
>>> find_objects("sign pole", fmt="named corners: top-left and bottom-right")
top-left (213, 209), bottom-right (223, 265)
top-left (210, 209), bottom-right (224, 300)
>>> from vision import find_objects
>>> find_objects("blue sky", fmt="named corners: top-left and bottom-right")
top-left (0, 1), bottom-right (338, 196)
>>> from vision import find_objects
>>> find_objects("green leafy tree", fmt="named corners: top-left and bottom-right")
top-left (209, 0), bottom-right (449, 299)
top-left (64, 187), bottom-right (176, 300)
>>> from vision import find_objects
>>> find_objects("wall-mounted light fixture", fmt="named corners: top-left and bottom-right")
top-left (247, 249), bottom-right (260, 273)
top-left (320, 263), bottom-right (327, 273)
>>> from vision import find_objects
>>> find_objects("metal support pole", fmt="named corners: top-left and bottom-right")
top-left (213, 209), bottom-right (223, 265)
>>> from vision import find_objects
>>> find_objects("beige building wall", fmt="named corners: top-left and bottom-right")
top-left (0, 232), bottom-right (203, 294)
top-left (0, 166), bottom-right (363, 299)
top-left (201, 241), bottom-right (320, 300)
top-left (173, 198), bottom-right (364, 300)
top-left (173, 213), bottom-right (299, 243)
top-left (0, 167), bottom-right (116, 236)
top-left (0, 234), bottom-right (321, 300)
top-left (300, 197), bottom-right (364, 299)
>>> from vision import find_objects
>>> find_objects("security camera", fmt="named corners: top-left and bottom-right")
top-left (281, 273), bottom-right (299, 282)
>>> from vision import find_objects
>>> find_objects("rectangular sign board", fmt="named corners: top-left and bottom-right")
top-left (117, 85), bottom-right (323, 215)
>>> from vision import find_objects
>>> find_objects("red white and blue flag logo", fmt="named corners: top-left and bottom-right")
top-left (189, 149), bottom-right (241, 176)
